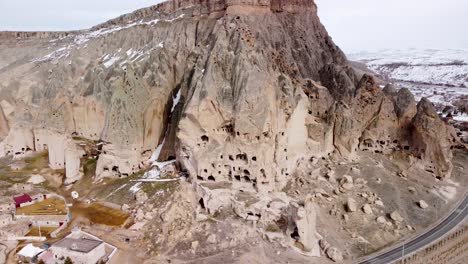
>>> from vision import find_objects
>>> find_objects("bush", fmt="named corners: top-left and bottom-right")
top-left (64, 257), bottom-right (74, 264)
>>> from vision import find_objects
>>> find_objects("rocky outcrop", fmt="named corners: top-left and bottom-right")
top-left (0, 0), bottom-right (458, 182)
top-left (411, 98), bottom-right (455, 177)
top-left (291, 196), bottom-right (320, 254)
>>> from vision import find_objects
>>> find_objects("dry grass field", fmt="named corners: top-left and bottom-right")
top-left (16, 197), bottom-right (67, 215)
top-left (26, 226), bottom-right (58, 238)
top-left (71, 202), bottom-right (129, 227)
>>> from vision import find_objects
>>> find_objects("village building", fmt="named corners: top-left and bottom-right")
top-left (32, 214), bottom-right (69, 227)
top-left (17, 243), bottom-right (44, 263)
top-left (13, 193), bottom-right (32, 208)
top-left (14, 214), bottom-right (69, 227)
top-left (38, 230), bottom-right (117, 264)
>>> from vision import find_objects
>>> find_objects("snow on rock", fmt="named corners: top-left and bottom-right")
top-left (33, 46), bottom-right (72, 62)
top-left (152, 160), bottom-right (176, 169)
top-left (103, 55), bottom-right (120, 68)
top-left (148, 138), bottom-right (165, 163)
top-left (171, 89), bottom-right (181, 112)
top-left (453, 113), bottom-right (468, 122)
top-left (32, 14), bottom-right (185, 63)
top-left (129, 182), bottom-right (142, 194)
top-left (73, 14), bottom-right (185, 46)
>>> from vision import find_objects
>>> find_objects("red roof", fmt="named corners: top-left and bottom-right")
top-left (14, 194), bottom-right (32, 206)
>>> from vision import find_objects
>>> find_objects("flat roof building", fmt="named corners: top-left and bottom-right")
top-left (13, 193), bottom-right (32, 208)
top-left (39, 230), bottom-right (116, 264)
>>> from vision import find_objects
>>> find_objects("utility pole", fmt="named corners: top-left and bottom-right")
top-left (38, 221), bottom-right (42, 238)
top-left (402, 243), bottom-right (405, 260)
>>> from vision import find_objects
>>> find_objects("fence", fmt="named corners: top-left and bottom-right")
top-left (395, 225), bottom-right (468, 264)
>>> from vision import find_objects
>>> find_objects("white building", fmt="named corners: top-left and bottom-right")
top-left (15, 214), bottom-right (69, 227)
top-left (17, 243), bottom-right (44, 262)
top-left (39, 230), bottom-right (116, 264)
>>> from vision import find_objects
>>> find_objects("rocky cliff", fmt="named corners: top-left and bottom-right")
top-left (0, 0), bottom-right (463, 260)
top-left (0, 0), bottom-right (460, 187)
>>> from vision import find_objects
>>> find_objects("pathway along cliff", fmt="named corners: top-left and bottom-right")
top-left (0, 0), bottom-right (467, 263)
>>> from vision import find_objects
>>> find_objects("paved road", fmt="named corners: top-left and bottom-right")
top-left (359, 194), bottom-right (468, 264)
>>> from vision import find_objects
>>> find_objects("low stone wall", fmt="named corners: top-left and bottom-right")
top-left (396, 224), bottom-right (468, 264)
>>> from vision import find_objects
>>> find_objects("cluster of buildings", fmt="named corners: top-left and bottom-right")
top-left (0, 193), bottom-right (69, 240)
top-left (2, 194), bottom-right (117, 263)
top-left (17, 229), bottom-right (117, 264)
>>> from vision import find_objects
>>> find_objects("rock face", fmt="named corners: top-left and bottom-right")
top-left (411, 98), bottom-right (456, 177)
top-left (0, 0), bottom-right (462, 260)
top-left (0, 0), bottom-right (458, 183)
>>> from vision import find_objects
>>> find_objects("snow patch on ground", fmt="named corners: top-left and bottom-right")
top-left (349, 49), bottom-right (468, 122)
top-left (349, 49), bottom-right (468, 87)
top-left (27, 175), bottom-right (46, 184)
top-left (129, 183), bottom-right (142, 194)
top-left (453, 113), bottom-right (468, 122)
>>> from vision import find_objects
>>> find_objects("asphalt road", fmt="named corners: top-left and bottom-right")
top-left (358, 194), bottom-right (468, 264)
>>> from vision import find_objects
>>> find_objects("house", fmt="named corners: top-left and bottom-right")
top-left (30, 214), bottom-right (69, 227)
top-left (13, 193), bottom-right (32, 208)
top-left (39, 230), bottom-right (117, 264)
top-left (17, 243), bottom-right (44, 263)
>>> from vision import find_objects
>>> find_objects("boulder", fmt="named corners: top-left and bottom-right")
top-left (326, 247), bottom-right (344, 262)
top-left (376, 216), bottom-right (386, 224)
top-left (340, 175), bottom-right (354, 190)
top-left (319, 239), bottom-right (330, 251)
top-left (362, 204), bottom-right (373, 215)
top-left (136, 208), bottom-right (145, 221)
top-left (390, 211), bottom-right (404, 222)
top-left (418, 200), bottom-right (429, 209)
top-left (375, 200), bottom-right (385, 207)
top-left (121, 204), bottom-right (130, 213)
top-left (135, 190), bottom-right (148, 203)
top-left (346, 198), bottom-right (357, 212)
top-left (207, 234), bottom-right (217, 244)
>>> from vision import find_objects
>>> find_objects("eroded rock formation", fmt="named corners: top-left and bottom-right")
top-left (0, 0), bottom-right (462, 257)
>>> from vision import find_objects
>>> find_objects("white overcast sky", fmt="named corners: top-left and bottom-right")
top-left (0, 0), bottom-right (467, 53)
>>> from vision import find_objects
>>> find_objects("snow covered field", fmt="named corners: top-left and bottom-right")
top-left (348, 49), bottom-right (468, 87)
top-left (349, 49), bottom-right (468, 123)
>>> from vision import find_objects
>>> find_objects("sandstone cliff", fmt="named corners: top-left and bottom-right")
top-left (0, 0), bottom-right (458, 184)
top-left (0, 0), bottom-right (463, 260)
